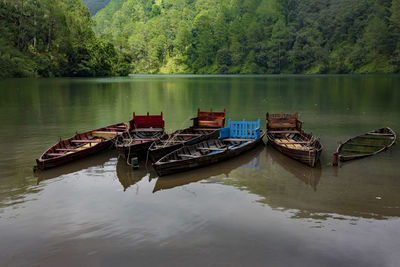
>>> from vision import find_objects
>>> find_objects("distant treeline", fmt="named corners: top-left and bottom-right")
top-left (0, 0), bottom-right (129, 78)
top-left (94, 0), bottom-right (400, 74)
top-left (1, 0), bottom-right (400, 78)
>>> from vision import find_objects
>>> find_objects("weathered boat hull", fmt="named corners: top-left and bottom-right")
top-left (149, 128), bottom-right (219, 162)
top-left (35, 123), bottom-right (128, 170)
top-left (153, 132), bottom-right (265, 176)
top-left (265, 112), bottom-right (322, 168)
top-left (336, 127), bottom-right (396, 162)
top-left (267, 135), bottom-right (322, 167)
top-left (117, 140), bottom-right (154, 159)
top-left (115, 130), bottom-right (165, 160)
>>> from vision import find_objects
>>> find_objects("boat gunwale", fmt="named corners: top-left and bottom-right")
top-left (36, 122), bottom-right (128, 169)
top-left (152, 131), bottom-right (265, 176)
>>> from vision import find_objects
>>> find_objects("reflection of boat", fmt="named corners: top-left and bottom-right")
top-left (149, 109), bottom-right (225, 162)
top-left (266, 112), bottom-right (322, 167)
top-left (35, 122), bottom-right (128, 170)
top-left (116, 156), bottom-right (156, 191)
top-left (153, 119), bottom-right (265, 176)
top-left (153, 145), bottom-right (264, 193)
top-left (36, 150), bottom-right (116, 184)
top-left (115, 112), bottom-right (165, 160)
top-left (268, 148), bottom-right (321, 191)
top-left (334, 127), bottom-right (396, 164)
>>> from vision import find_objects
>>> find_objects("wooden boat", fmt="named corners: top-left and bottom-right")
top-left (148, 109), bottom-right (225, 162)
top-left (266, 112), bottom-right (322, 167)
top-left (153, 145), bottom-right (264, 193)
top-left (333, 127), bottom-right (396, 164)
top-left (115, 112), bottom-right (165, 160)
top-left (35, 122), bottom-right (128, 170)
top-left (153, 119), bottom-right (265, 176)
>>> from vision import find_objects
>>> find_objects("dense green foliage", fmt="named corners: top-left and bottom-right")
top-left (81, 0), bottom-right (110, 15)
top-left (0, 0), bottom-right (129, 78)
top-left (94, 0), bottom-right (400, 74)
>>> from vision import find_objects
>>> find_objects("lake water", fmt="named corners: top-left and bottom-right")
top-left (0, 75), bottom-right (399, 266)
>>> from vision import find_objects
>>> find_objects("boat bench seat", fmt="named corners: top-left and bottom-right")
top-left (47, 153), bottom-right (65, 156)
top-left (71, 139), bottom-right (102, 143)
top-left (178, 154), bottom-right (199, 158)
top-left (92, 131), bottom-right (119, 134)
top-left (56, 148), bottom-right (79, 151)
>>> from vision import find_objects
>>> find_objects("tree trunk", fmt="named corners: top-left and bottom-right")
top-left (47, 18), bottom-right (52, 52)
top-left (17, 0), bottom-right (24, 49)
top-left (33, 0), bottom-right (37, 50)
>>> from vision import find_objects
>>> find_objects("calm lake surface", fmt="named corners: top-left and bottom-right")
top-left (0, 75), bottom-right (400, 266)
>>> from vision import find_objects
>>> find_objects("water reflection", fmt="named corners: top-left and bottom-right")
top-left (116, 157), bottom-right (156, 191)
top-left (153, 145), bottom-right (264, 193)
top-left (267, 146), bottom-right (321, 191)
top-left (35, 150), bottom-right (116, 184)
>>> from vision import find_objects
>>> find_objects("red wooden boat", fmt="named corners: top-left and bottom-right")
top-left (266, 112), bottom-right (322, 167)
top-left (35, 123), bottom-right (128, 170)
top-left (115, 112), bottom-right (166, 159)
top-left (149, 109), bottom-right (226, 162)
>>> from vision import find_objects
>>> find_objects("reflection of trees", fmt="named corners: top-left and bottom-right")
top-left (0, 75), bottom-right (399, 218)
top-left (213, 147), bottom-right (400, 221)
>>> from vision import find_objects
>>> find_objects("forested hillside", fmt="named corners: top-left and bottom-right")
top-left (81, 0), bottom-right (110, 15)
top-left (0, 0), bottom-right (129, 78)
top-left (94, 0), bottom-right (400, 74)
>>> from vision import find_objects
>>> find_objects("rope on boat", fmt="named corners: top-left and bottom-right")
top-left (159, 116), bottom-right (193, 148)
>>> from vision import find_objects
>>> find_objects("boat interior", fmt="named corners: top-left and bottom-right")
top-left (43, 124), bottom-right (127, 159)
top-left (266, 112), bottom-right (320, 150)
top-left (159, 139), bottom-right (251, 163)
top-left (339, 128), bottom-right (395, 156)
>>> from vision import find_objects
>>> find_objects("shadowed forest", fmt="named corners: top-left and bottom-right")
top-left (1, 0), bottom-right (400, 77)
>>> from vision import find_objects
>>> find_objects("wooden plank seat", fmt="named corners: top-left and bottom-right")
top-left (341, 148), bottom-right (374, 153)
top-left (358, 136), bottom-right (392, 140)
top-left (71, 140), bottom-right (102, 143)
top-left (276, 141), bottom-right (310, 144)
top-left (56, 148), bottom-right (79, 151)
top-left (198, 147), bottom-right (226, 151)
top-left (92, 131), bottom-right (119, 134)
top-left (367, 133), bottom-right (394, 136)
top-left (178, 154), bottom-right (199, 158)
top-left (47, 153), bottom-right (66, 156)
top-left (346, 143), bottom-right (385, 147)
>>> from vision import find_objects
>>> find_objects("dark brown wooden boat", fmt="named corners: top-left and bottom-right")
top-left (266, 112), bottom-right (322, 167)
top-left (35, 122), bottom-right (128, 170)
top-left (153, 119), bottom-right (265, 176)
top-left (333, 127), bottom-right (396, 164)
top-left (148, 109), bottom-right (225, 162)
top-left (115, 112), bottom-right (165, 160)
top-left (153, 145), bottom-right (264, 193)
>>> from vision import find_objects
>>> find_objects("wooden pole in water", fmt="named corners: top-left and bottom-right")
top-left (332, 152), bottom-right (339, 166)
